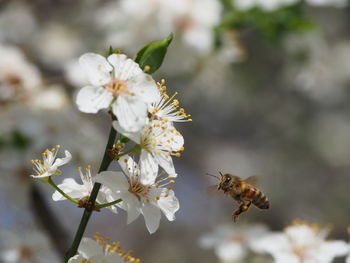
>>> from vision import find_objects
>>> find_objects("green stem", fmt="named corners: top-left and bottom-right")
top-left (64, 117), bottom-right (117, 262)
top-left (96, 198), bottom-right (122, 209)
top-left (64, 183), bottom-right (101, 262)
top-left (48, 177), bottom-right (79, 205)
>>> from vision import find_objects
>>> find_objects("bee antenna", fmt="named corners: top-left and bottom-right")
top-left (219, 171), bottom-right (224, 177)
top-left (205, 173), bottom-right (220, 180)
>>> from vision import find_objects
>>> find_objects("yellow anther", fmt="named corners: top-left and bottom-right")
top-left (161, 79), bottom-right (166, 84)
top-left (167, 186), bottom-right (172, 190)
top-left (56, 145), bottom-right (61, 148)
top-left (175, 153), bottom-right (181, 157)
top-left (179, 147), bottom-right (185, 151)
top-left (144, 65), bottom-right (151, 72)
top-left (155, 197), bottom-right (160, 201)
top-left (169, 180), bottom-right (175, 184)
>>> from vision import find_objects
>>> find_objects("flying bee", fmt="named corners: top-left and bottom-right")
top-left (207, 172), bottom-right (270, 222)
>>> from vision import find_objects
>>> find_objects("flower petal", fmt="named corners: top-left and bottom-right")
top-left (51, 150), bottom-right (72, 169)
top-left (79, 53), bottom-right (112, 86)
top-left (123, 193), bottom-right (141, 224)
top-left (78, 238), bottom-right (103, 259)
top-left (112, 96), bottom-right (148, 132)
top-left (105, 254), bottom-right (123, 263)
top-left (112, 120), bottom-right (141, 143)
top-left (140, 201), bottom-right (161, 234)
top-left (52, 178), bottom-right (87, 201)
top-left (68, 255), bottom-right (84, 263)
top-left (76, 86), bottom-right (113, 114)
top-left (157, 190), bottom-right (179, 221)
top-left (118, 155), bottom-right (140, 178)
top-left (107, 54), bottom-right (142, 81)
top-left (140, 150), bottom-right (158, 185)
top-left (154, 153), bottom-right (176, 177)
top-left (95, 171), bottom-right (129, 192)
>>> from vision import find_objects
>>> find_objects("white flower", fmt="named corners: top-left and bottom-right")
top-left (52, 165), bottom-right (117, 213)
top-left (95, 155), bottom-right (180, 234)
top-left (149, 80), bottom-right (192, 123)
top-left (76, 53), bottom-right (158, 132)
top-left (30, 145), bottom-right (71, 178)
top-left (113, 119), bottom-right (184, 178)
top-left (199, 224), bottom-right (268, 262)
top-left (251, 221), bottom-right (349, 263)
top-left (0, 44), bottom-right (42, 104)
top-left (0, 228), bottom-right (60, 263)
top-left (68, 234), bottom-right (140, 263)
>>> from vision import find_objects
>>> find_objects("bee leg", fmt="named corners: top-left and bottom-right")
top-left (232, 201), bottom-right (252, 222)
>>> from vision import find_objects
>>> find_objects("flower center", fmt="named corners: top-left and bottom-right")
top-left (128, 180), bottom-right (149, 200)
top-left (106, 79), bottom-right (130, 97)
top-left (19, 246), bottom-right (33, 259)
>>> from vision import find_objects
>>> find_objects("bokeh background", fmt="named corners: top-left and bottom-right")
top-left (1, 0), bottom-right (350, 262)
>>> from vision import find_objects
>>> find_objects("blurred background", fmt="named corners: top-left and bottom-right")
top-left (1, 0), bottom-right (350, 262)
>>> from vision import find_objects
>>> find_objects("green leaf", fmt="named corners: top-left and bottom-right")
top-left (134, 33), bottom-right (173, 74)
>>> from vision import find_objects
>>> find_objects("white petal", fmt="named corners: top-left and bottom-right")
top-left (51, 150), bottom-right (72, 169)
top-left (107, 54), bottom-right (142, 81)
top-left (128, 74), bottom-right (159, 103)
top-left (346, 255), bottom-right (350, 263)
top-left (141, 202), bottom-right (161, 234)
top-left (216, 242), bottom-right (246, 261)
top-left (112, 120), bottom-right (141, 143)
top-left (157, 190), bottom-right (179, 221)
top-left (95, 171), bottom-right (129, 192)
top-left (79, 53), bottom-right (112, 86)
top-left (123, 194), bottom-right (141, 224)
top-left (52, 178), bottom-right (87, 201)
top-left (118, 155), bottom-right (140, 178)
top-left (68, 255), bottom-right (84, 263)
top-left (154, 153), bottom-right (176, 177)
top-left (78, 238), bottom-right (103, 259)
top-left (140, 150), bottom-right (158, 185)
top-left (76, 86), bottom-right (113, 113)
top-left (113, 96), bottom-right (148, 132)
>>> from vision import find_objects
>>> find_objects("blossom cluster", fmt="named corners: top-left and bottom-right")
top-left (200, 220), bottom-right (350, 263)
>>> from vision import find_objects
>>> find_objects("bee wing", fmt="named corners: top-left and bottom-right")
top-left (244, 176), bottom-right (259, 186)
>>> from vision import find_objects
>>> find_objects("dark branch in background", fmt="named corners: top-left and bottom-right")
top-left (30, 184), bottom-right (70, 260)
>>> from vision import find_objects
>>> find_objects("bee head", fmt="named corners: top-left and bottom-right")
top-left (218, 173), bottom-right (236, 192)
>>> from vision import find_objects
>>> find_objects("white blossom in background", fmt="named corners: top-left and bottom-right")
top-left (30, 145), bottom-right (71, 178)
top-left (0, 228), bottom-right (60, 263)
top-left (251, 221), bottom-right (349, 263)
top-left (68, 234), bottom-right (140, 263)
top-left (306, 0), bottom-right (348, 7)
top-left (96, 155), bottom-right (179, 234)
top-left (199, 224), bottom-right (269, 262)
top-left (64, 59), bottom-right (89, 88)
top-left (96, 0), bottom-right (221, 55)
top-left (31, 23), bottom-right (85, 68)
top-left (113, 119), bottom-right (184, 177)
top-left (284, 33), bottom-right (350, 104)
top-left (76, 53), bottom-right (158, 132)
top-left (27, 84), bottom-right (70, 110)
top-left (52, 165), bottom-right (117, 213)
top-left (0, 44), bottom-right (42, 104)
top-left (233, 0), bottom-right (298, 11)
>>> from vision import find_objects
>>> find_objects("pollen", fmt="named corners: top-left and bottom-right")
top-left (143, 65), bottom-right (151, 72)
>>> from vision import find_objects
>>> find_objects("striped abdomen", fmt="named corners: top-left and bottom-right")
top-left (243, 187), bottom-right (269, 209)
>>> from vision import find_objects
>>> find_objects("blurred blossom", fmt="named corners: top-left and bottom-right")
top-left (199, 223), bottom-right (269, 262)
top-left (32, 23), bottom-right (85, 68)
top-left (27, 85), bottom-right (70, 110)
top-left (0, 1), bottom-right (37, 44)
top-left (0, 44), bottom-right (42, 105)
top-left (251, 221), bottom-right (348, 263)
top-left (96, 0), bottom-right (222, 55)
top-left (217, 31), bottom-right (246, 64)
top-left (285, 33), bottom-right (350, 104)
top-left (233, 0), bottom-right (298, 11)
top-left (0, 228), bottom-right (60, 263)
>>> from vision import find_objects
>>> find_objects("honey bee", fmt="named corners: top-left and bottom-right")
top-left (208, 172), bottom-right (270, 221)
